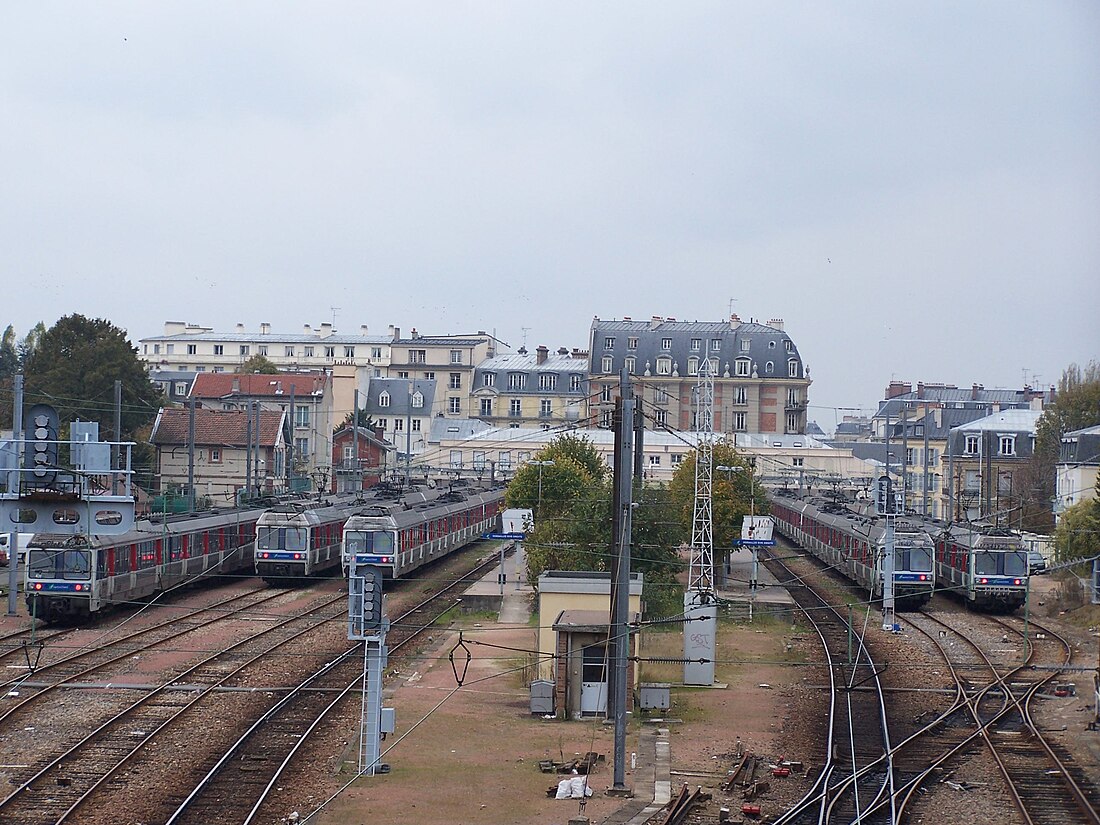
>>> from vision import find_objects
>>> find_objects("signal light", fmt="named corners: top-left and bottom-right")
top-left (24, 404), bottom-right (59, 486)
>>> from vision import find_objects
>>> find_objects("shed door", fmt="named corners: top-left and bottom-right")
top-left (580, 644), bottom-right (608, 716)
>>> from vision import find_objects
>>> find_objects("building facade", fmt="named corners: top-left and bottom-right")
top-left (587, 316), bottom-right (811, 436)
top-left (471, 346), bottom-right (589, 429)
top-left (1055, 425), bottom-right (1100, 522)
top-left (331, 426), bottom-right (392, 492)
top-left (387, 330), bottom-right (499, 418)
top-left (944, 410), bottom-right (1041, 524)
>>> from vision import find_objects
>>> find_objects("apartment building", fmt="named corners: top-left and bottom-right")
top-left (470, 346), bottom-right (589, 429)
top-left (387, 329), bottom-right (500, 418)
top-left (588, 315), bottom-right (811, 435)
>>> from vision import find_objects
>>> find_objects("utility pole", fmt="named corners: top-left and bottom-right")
top-left (113, 379), bottom-right (122, 495)
top-left (187, 399), bottom-right (196, 512)
top-left (288, 384), bottom-right (296, 493)
top-left (406, 380), bottom-right (412, 487)
top-left (353, 389), bottom-right (360, 493)
top-left (7, 374), bottom-right (23, 616)
top-left (611, 368), bottom-right (634, 792)
top-left (245, 403), bottom-right (253, 504)
top-left (882, 413), bottom-right (897, 632)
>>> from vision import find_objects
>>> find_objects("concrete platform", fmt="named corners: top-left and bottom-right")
top-left (716, 547), bottom-right (795, 614)
top-left (461, 541), bottom-right (535, 622)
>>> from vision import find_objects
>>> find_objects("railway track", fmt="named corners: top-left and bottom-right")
top-left (760, 550), bottom-right (897, 825)
top-left (0, 588), bottom-right (348, 824)
top-left (162, 551), bottom-right (503, 825)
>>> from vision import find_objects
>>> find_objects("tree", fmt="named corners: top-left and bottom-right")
top-left (23, 314), bottom-right (163, 438)
top-left (236, 354), bottom-right (280, 374)
top-left (1052, 481), bottom-right (1100, 565)
top-left (0, 325), bottom-right (17, 381)
top-left (668, 439), bottom-right (768, 551)
top-left (505, 454), bottom-right (592, 521)
top-left (1023, 361), bottom-right (1100, 533)
top-left (338, 408), bottom-right (376, 431)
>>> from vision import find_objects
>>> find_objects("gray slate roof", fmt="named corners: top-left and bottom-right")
top-left (363, 378), bottom-right (436, 415)
top-left (588, 318), bottom-right (804, 379)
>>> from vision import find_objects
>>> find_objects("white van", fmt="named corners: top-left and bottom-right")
top-left (0, 533), bottom-right (34, 566)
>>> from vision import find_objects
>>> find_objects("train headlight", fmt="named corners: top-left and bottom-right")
top-left (1014, 578), bottom-right (1022, 585)
top-left (294, 553), bottom-right (302, 560)
top-left (262, 552), bottom-right (269, 559)
top-left (34, 583), bottom-right (42, 590)
top-left (74, 584), bottom-right (82, 591)
top-left (979, 577), bottom-right (988, 584)
top-left (919, 574), bottom-right (927, 581)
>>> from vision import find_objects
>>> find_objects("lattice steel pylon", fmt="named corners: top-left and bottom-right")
top-left (687, 358), bottom-right (715, 594)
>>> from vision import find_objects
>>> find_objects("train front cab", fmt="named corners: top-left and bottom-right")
top-left (25, 544), bottom-right (97, 621)
top-left (256, 522), bottom-right (311, 583)
top-left (891, 531), bottom-right (935, 608)
top-left (969, 546), bottom-right (1028, 612)
top-left (343, 526), bottom-right (397, 577)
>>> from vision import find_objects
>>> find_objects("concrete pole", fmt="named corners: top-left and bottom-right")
top-left (353, 389), bottom-right (360, 492)
top-left (288, 384), bottom-right (296, 493)
top-left (187, 399), bottom-right (196, 512)
top-left (7, 374), bottom-right (24, 616)
top-left (613, 371), bottom-right (634, 791)
top-left (245, 405), bottom-right (253, 504)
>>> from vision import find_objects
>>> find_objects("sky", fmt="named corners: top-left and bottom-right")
top-left (3, 2), bottom-right (1098, 430)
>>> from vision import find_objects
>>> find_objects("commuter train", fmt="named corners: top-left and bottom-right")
top-left (254, 497), bottom-right (358, 583)
top-left (928, 523), bottom-right (1028, 612)
top-left (342, 484), bottom-right (505, 578)
top-left (768, 493), bottom-right (936, 608)
top-left (25, 507), bottom-right (264, 622)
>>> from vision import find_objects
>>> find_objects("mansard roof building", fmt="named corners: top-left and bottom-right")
top-left (588, 315), bottom-right (811, 435)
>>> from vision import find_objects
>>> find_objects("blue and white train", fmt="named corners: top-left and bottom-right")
top-left (930, 523), bottom-right (1028, 612)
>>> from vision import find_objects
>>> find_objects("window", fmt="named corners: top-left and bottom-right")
top-left (239, 345), bottom-right (249, 356)
top-left (393, 417), bottom-right (404, 431)
top-left (671, 453), bottom-right (683, 466)
top-left (656, 357), bottom-right (671, 375)
top-left (627, 337), bottom-right (638, 350)
top-left (605, 337), bottom-right (615, 350)
top-left (690, 338), bottom-right (701, 352)
top-left (210, 448), bottom-right (222, 463)
top-left (411, 419), bottom-right (421, 432)
top-left (153, 344), bottom-right (161, 354)
top-left (377, 419), bottom-right (387, 430)
top-left (397, 370), bottom-right (409, 378)
top-left (792, 457), bottom-right (804, 467)
top-left (765, 361), bottom-right (774, 374)
top-left (173, 382), bottom-right (187, 397)
top-left (379, 391), bottom-right (391, 408)
top-left (450, 450), bottom-right (463, 468)
top-left (600, 385), bottom-right (612, 402)
top-left (285, 346), bottom-right (295, 357)
top-left (498, 450), bottom-right (512, 470)
top-left (964, 469), bottom-right (979, 490)
top-left (711, 338), bottom-right (721, 352)
top-left (740, 338), bottom-right (751, 352)
top-left (371, 347), bottom-right (382, 359)
top-left (787, 388), bottom-right (799, 406)
top-left (999, 435), bottom-right (1016, 456)
top-left (965, 435), bottom-right (980, 455)
top-left (768, 340), bottom-right (776, 349)
top-left (687, 357), bottom-right (699, 376)
top-left (411, 391), bottom-right (424, 408)
top-left (661, 338), bottom-right (672, 351)
top-left (540, 399), bottom-right (552, 417)
top-left (736, 386), bottom-right (747, 405)
top-left (213, 345), bottom-right (223, 355)
top-left (510, 399), bottom-right (522, 417)
top-left (258, 345), bottom-right (268, 356)
top-left (480, 398), bottom-right (493, 417)
top-left (601, 356), bottom-right (613, 374)
top-left (785, 340), bottom-right (794, 352)
top-left (423, 371), bottom-right (435, 380)
top-left (410, 349), bottom-right (426, 364)
top-left (708, 357), bottom-right (718, 376)
top-left (509, 372), bottom-right (527, 390)
top-left (304, 346), bottom-right (314, 357)
top-left (788, 359), bottom-right (799, 377)
top-left (655, 409), bottom-right (667, 426)
top-left (344, 346), bottom-right (355, 358)
top-left (654, 387), bottom-right (670, 404)
top-left (905, 448), bottom-right (916, 466)
top-left (450, 350), bottom-right (463, 364)
top-left (324, 346), bottom-right (335, 358)
top-left (473, 451), bottom-right (486, 471)
top-left (625, 357), bottom-right (636, 374)
top-left (539, 373), bottom-right (557, 390)
top-left (648, 455), bottom-right (661, 466)
top-left (195, 366), bottom-right (205, 372)
top-left (187, 344), bottom-right (197, 355)
top-left (212, 367), bottom-right (224, 373)
top-left (483, 372), bottom-right (496, 388)
top-left (733, 412), bottom-right (747, 431)
top-left (166, 344), bottom-right (175, 354)
top-left (786, 412), bottom-right (798, 432)
top-left (449, 396), bottom-right (462, 414)
top-left (295, 405), bottom-right (310, 427)
top-left (295, 437), bottom-right (309, 460)
top-left (450, 373), bottom-right (462, 389)
top-left (735, 358), bottom-right (751, 377)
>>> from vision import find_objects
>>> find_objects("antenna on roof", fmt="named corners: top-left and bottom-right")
top-left (330, 306), bottom-right (340, 327)
top-left (521, 327), bottom-right (530, 347)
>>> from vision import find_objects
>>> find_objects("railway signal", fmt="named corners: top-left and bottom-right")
top-left (348, 556), bottom-right (390, 776)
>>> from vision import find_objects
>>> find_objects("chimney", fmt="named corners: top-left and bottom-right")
top-left (971, 383), bottom-right (980, 401)
top-left (260, 322), bottom-right (270, 335)
top-left (360, 324), bottom-right (369, 334)
top-left (319, 323), bottom-right (333, 338)
top-left (518, 345), bottom-right (528, 355)
top-left (536, 345), bottom-right (549, 365)
top-left (729, 314), bottom-right (741, 329)
top-left (411, 328), bottom-right (420, 339)
top-left (232, 377), bottom-right (240, 393)
top-left (304, 324), bottom-right (313, 334)
top-left (767, 318), bottom-right (784, 331)
top-left (557, 347), bottom-right (569, 356)
top-left (917, 382), bottom-right (925, 399)
top-left (649, 316), bottom-right (662, 330)
top-left (622, 316), bottom-right (631, 321)
top-left (235, 323), bottom-right (245, 332)
top-left (886, 381), bottom-right (912, 399)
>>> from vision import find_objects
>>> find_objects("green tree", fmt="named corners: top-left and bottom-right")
top-left (17, 321), bottom-right (46, 370)
top-left (236, 354), bottom-right (281, 374)
top-left (1023, 361), bottom-right (1100, 532)
top-left (1052, 482), bottom-right (1100, 565)
top-left (338, 408), bottom-right (376, 431)
top-left (668, 439), bottom-right (768, 551)
top-left (0, 325), bottom-right (17, 381)
top-left (505, 454), bottom-right (592, 521)
top-left (23, 314), bottom-right (163, 437)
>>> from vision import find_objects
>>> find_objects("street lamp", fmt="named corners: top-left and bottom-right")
top-left (529, 460), bottom-right (555, 514)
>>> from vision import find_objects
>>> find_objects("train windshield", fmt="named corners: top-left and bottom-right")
top-left (974, 550), bottom-right (1027, 577)
top-left (28, 549), bottom-right (92, 580)
top-left (895, 545), bottom-right (933, 573)
top-left (345, 531), bottom-right (395, 555)
top-left (256, 527), bottom-right (308, 552)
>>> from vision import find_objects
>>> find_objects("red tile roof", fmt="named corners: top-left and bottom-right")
top-left (151, 407), bottom-right (284, 448)
top-left (190, 372), bottom-right (328, 399)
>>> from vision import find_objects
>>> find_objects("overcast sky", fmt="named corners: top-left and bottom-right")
top-left (3, 3), bottom-right (1097, 428)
